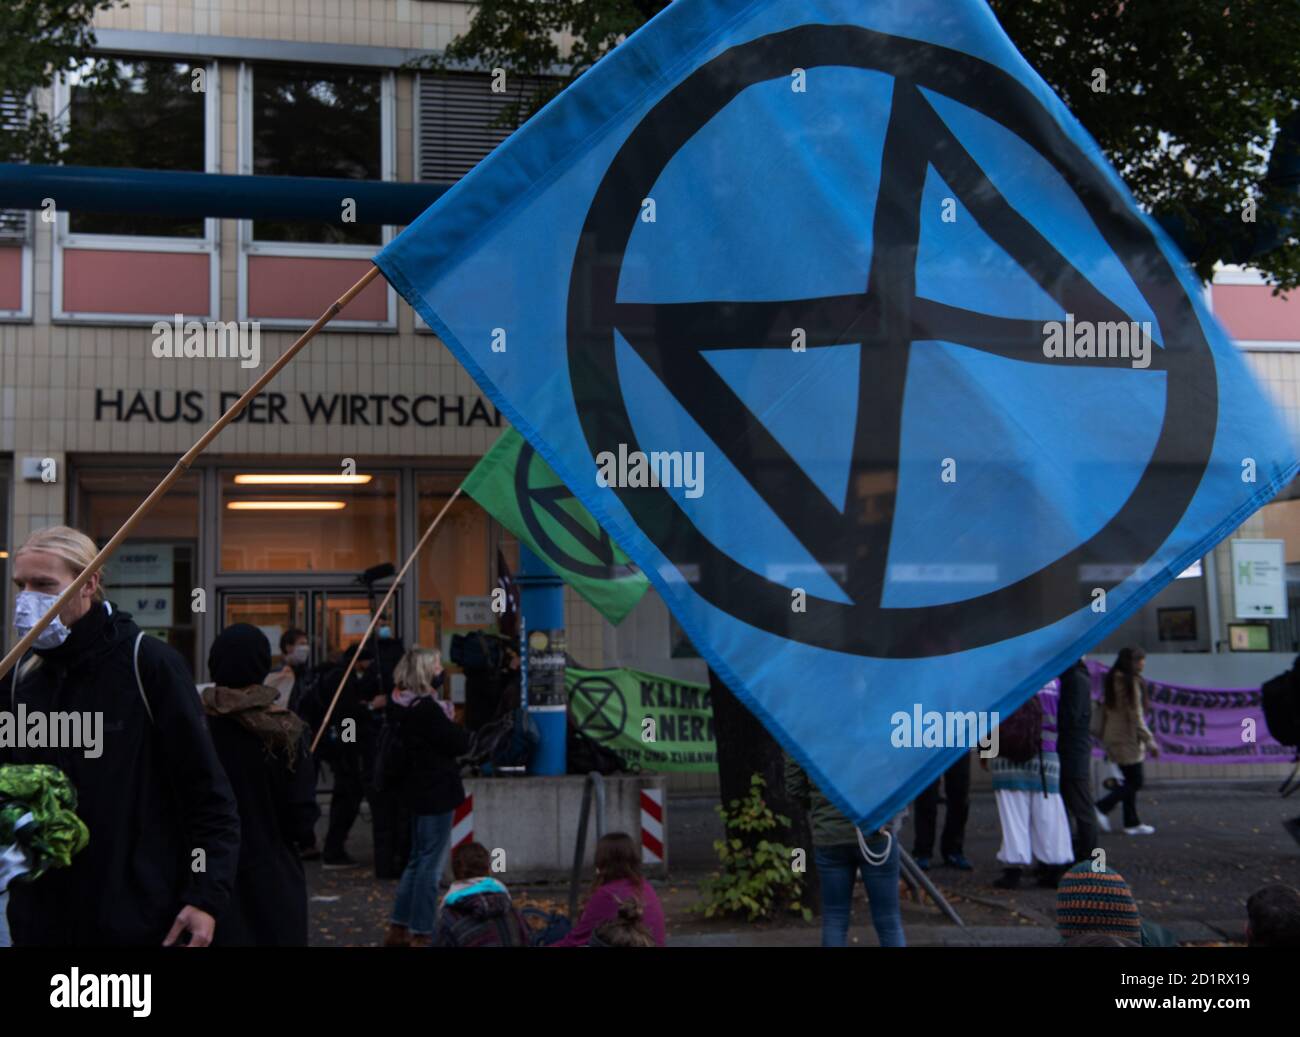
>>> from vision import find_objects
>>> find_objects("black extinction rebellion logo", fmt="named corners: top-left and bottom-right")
top-left (514, 439), bottom-right (637, 581)
top-left (571, 675), bottom-right (627, 744)
top-left (566, 24), bottom-right (1217, 659)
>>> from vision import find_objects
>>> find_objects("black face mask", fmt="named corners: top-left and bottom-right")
top-left (431, 671), bottom-right (445, 690)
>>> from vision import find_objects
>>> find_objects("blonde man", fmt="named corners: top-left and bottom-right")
top-left (1, 526), bottom-right (239, 947)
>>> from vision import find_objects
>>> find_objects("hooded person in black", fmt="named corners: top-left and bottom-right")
top-left (1056, 657), bottom-right (1097, 862)
top-left (203, 624), bottom-right (318, 946)
top-left (1, 526), bottom-right (240, 947)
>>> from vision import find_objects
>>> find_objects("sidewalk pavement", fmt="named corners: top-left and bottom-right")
top-left (306, 778), bottom-right (1297, 946)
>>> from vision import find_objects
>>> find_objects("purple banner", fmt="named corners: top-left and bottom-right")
top-left (1084, 661), bottom-right (1294, 766)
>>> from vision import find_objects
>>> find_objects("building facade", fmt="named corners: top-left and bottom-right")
top-left (0, 2), bottom-right (1297, 783)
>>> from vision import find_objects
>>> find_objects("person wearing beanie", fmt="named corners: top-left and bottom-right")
top-left (204, 624), bottom-right (319, 945)
top-left (1055, 861), bottom-right (1143, 943)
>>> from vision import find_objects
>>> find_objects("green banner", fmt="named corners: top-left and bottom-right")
top-left (465, 428), bottom-right (650, 624)
top-left (567, 666), bottom-right (717, 772)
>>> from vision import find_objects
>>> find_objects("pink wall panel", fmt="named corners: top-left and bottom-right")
top-left (0, 246), bottom-right (25, 311)
top-left (247, 255), bottom-right (387, 321)
top-left (1212, 284), bottom-right (1300, 343)
top-left (63, 249), bottom-right (209, 315)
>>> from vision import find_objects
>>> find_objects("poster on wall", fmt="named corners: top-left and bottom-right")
top-left (1231, 539), bottom-right (1287, 620)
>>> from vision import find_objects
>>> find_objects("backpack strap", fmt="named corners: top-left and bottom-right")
top-left (133, 631), bottom-right (155, 726)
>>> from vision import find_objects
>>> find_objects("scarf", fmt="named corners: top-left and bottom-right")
top-left (201, 684), bottom-right (305, 769)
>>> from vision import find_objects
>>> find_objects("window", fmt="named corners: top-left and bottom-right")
top-left (0, 91), bottom-right (30, 242)
top-left (417, 72), bottom-right (555, 183)
top-left (416, 473), bottom-right (492, 649)
top-left (251, 65), bottom-right (384, 245)
top-left (219, 470), bottom-right (399, 572)
top-left (77, 469), bottom-right (201, 673)
top-left (62, 58), bottom-right (208, 238)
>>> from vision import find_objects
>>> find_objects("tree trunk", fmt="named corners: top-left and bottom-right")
top-left (708, 667), bottom-right (819, 908)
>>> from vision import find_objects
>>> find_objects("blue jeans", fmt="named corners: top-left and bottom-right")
top-left (390, 811), bottom-right (453, 936)
top-left (814, 834), bottom-right (906, 947)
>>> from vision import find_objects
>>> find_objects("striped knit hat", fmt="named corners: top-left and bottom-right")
top-left (1056, 861), bottom-right (1142, 940)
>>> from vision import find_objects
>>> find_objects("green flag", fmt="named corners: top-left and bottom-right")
top-left (465, 429), bottom-right (650, 624)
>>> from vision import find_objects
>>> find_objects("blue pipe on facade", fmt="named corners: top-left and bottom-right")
top-left (0, 163), bottom-right (449, 224)
top-left (518, 542), bottom-right (567, 776)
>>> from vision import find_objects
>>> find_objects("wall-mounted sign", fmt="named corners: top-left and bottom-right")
top-left (93, 389), bottom-right (503, 428)
top-left (104, 543), bottom-right (173, 586)
top-left (455, 595), bottom-right (494, 626)
top-left (1231, 539), bottom-right (1287, 620)
top-left (122, 587), bottom-right (173, 627)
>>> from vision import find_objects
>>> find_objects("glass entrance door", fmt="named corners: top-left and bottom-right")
top-left (221, 592), bottom-right (309, 669)
top-left (312, 590), bottom-right (398, 667)
top-left (218, 588), bottom-right (399, 676)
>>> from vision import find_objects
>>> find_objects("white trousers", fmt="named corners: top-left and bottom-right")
top-left (994, 789), bottom-right (1074, 867)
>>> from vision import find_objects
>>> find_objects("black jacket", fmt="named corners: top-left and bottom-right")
top-left (387, 695), bottom-right (470, 815)
top-left (1056, 660), bottom-right (1093, 774)
top-left (0, 602), bottom-right (241, 946)
top-left (207, 715), bottom-right (317, 946)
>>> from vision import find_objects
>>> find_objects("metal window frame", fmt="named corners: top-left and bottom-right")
top-left (236, 62), bottom-right (397, 332)
top-left (51, 58), bottom-right (221, 325)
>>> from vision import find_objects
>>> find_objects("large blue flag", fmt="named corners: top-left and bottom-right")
top-left (378, 0), bottom-right (1298, 829)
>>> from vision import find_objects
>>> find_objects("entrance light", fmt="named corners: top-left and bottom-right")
top-left (233, 474), bottom-right (373, 485)
top-left (226, 501), bottom-right (346, 511)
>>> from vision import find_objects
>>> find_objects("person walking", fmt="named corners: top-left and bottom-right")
top-left (785, 753), bottom-right (906, 947)
top-left (383, 648), bottom-right (470, 947)
top-left (1094, 646), bottom-right (1158, 836)
top-left (1056, 658), bottom-right (1098, 861)
top-left (203, 624), bottom-right (318, 946)
top-left (0, 526), bottom-right (239, 946)
top-left (910, 751), bottom-right (973, 871)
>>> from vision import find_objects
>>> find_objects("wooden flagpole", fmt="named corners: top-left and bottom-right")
top-left (309, 485), bottom-right (463, 754)
top-left (0, 264), bottom-right (383, 685)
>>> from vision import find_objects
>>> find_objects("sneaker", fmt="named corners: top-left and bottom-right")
top-left (913, 855), bottom-right (931, 872)
top-left (322, 852), bottom-right (359, 869)
top-left (1123, 824), bottom-right (1155, 836)
top-left (1094, 806), bottom-right (1112, 833)
top-left (944, 853), bottom-right (973, 871)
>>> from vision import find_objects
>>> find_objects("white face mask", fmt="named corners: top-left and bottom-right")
top-left (289, 644), bottom-right (310, 665)
top-left (14, 590), bottom-right (73, 650)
